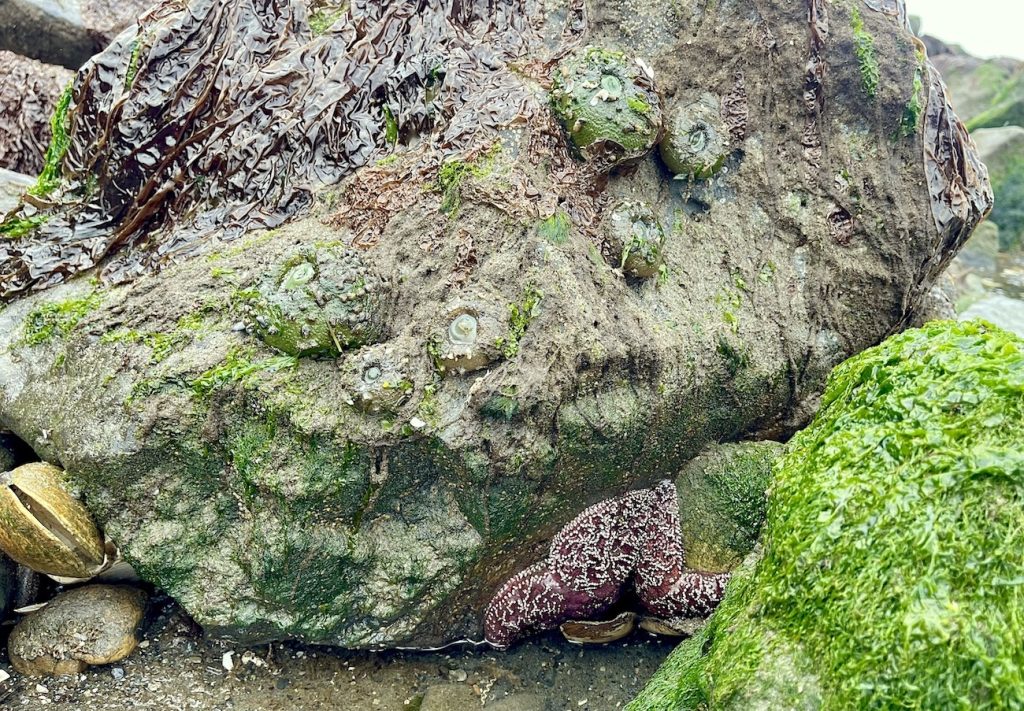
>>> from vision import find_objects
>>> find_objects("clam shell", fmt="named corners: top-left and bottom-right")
top-left (559, 611), bottom-right (638, 644)
top-left (638, 615), bottom-right (704, 637)
top-left (0, 463), bottom-right (105, 578)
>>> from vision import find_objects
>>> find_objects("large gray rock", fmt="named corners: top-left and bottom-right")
top-left (0, 0), bottom-right (151, 69)
top-left (0, 0), bottom-right (990, 649)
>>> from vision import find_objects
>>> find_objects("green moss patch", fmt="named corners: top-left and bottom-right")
top-left (432, 144), bottom-right (500, 216)
top-left (675, 441), bottom-right (782, 571)
top-left (101, 312), bottom-right (210, 364)
top-left (0, 215), bottom-right (48, 239)
top-left (851, 8), bottom-right (880, 99)
top-left (538, 211), bottom-right (571, 244)
top-left (192, 346), bottom-right (298, 397)
top-left (19, 292), bottom-right (102, 346)
top-left (632, 320), bottom-right (1024, 709)
top-left (29, 84), bottom-right (74, 198)
top-left (496, 285), bottom-right (542, 358)
top-left (898, 54), bottom-right (925, 138)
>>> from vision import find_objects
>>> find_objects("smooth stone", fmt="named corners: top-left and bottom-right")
top-left (420, 683), bottom-right (479, 711)
top-left (960, 294), bottom-right (1024, 337)
top-left (0, 169), bottom-right (33, 215)
top-left (8, 584), bottom-right (148, 677)
top-left (0, 0), bottom-right (150, 70)
top-left (487, 692), bottom-right (551, 711)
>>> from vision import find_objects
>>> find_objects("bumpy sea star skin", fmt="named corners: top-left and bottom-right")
top-left (484, 480), bottom-right (730, 648)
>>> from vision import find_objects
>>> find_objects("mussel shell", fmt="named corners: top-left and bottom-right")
top-left (0, 463), bottom-right (105, 579)
top-left (560, 611), bottom-right (638, 644)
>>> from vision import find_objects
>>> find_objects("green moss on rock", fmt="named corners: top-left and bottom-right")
top-left (19, 292), bottom-right (101, 346)
top-left (29, 84), bottom-right (74, 199)
top-left (631, 320), bottom-right (1024, 710)
top-left (550, 47), bottom-right (662, 169)
top-left (851, 8), bottom-right (880, 99)
top-left (675, 441), bottom-right (782, 572)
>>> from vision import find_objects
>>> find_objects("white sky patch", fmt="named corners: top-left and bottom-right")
top-left (909, 0), bottom-right (1024, 60)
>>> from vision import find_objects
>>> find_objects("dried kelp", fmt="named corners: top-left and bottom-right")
top-left (0, 0), bottom-right (563, 299)
top-left (0, 52), bottom-right (73, 175)
top-left (922, 63), bottom-right (992, 253)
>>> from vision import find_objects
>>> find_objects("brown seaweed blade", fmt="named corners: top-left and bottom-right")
top-left (0, 0), bottom-right (555, 300)
top-left (922, 62), bottom-right (992, 255)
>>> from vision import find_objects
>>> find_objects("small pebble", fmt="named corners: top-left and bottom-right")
top-left (111, 667), bottom-right (125, 681)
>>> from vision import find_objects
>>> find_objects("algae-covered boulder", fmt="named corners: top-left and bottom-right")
top-left (925, 41), bottom-right (1024, 132)
top-left (0, 0), bottom-right (991, 648)
top-left (630, 320), bottom-right (1024, 710)
top-left (972, 127), bottom-right (1024, 252)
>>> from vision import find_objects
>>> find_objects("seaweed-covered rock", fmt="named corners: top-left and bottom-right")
top-left (0, 52), bottom-right (73, 176)
top-left (630, 321), bottom-right (1024, 710)
top-left (550, 47), bottom-right (663, 170)
top-left (674, 441), bottom-right (782, 572)
top-left (0, 0), bottom-right (992, 649)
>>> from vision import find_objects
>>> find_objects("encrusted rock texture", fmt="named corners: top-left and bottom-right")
top-left (0, 0), bottom-right (991, 648)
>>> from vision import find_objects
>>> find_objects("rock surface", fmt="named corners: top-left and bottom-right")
top-left (629, 320), bottom-right (1024, 710)
top-left (0, 52), bottom-right (72, 176)
top-left (0, 0), bottom-right (150, 69)
top-left (0, 169), bottom-right (35, 214)
top-left (0, 0), bottom-right (991, 648)
top-left (8, 584), bottom-right (148, 676)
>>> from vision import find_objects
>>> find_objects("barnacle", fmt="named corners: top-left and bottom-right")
top-left (659, 93), bottom-right (730, 180)
top-left (0, 463), bottom-right (106, 579)
top-left (246, 247), bottom-right (387, 358)
top-left (550, 47), bottom-right (663, 170)
top-left (432, 304), bottom-right (503, 375)
top-left (604, 201), bottom-right (666, 279)
top-left (341, 345), bottom-right (412, 415)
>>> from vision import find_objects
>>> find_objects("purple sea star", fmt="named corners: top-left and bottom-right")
top-left (484, 480), bottom-right (730, 648)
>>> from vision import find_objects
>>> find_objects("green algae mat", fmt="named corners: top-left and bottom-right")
top-left (631, 320), bottom-right (1024, 710)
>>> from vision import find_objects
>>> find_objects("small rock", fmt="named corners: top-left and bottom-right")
top-left (420, 683), bottom-right (478, 711)
top-left (111, 666), bottom-right (124, 681)
top-left (448, 667), bottom-right (468, 682)
top-left (0, 668), bottom-right (9, 684)
top-left (486, 693), bottom-right (550, 711)
top-left (8, 585), bottom-right (148, 677)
